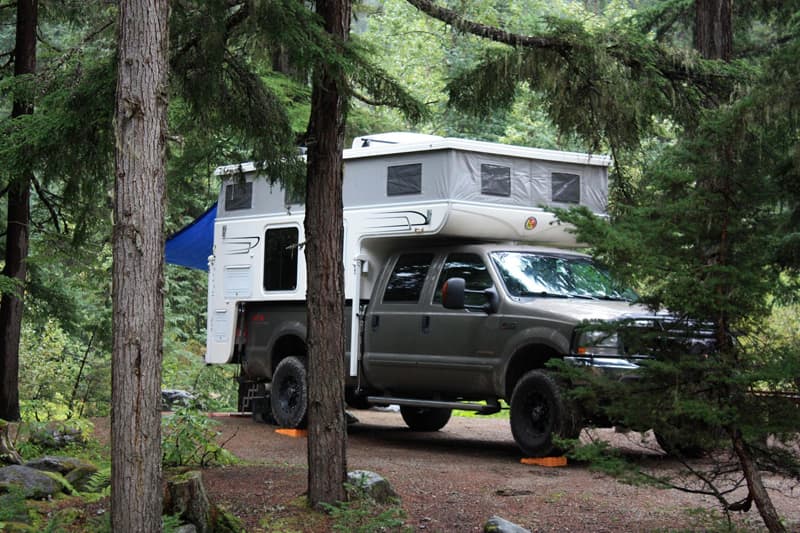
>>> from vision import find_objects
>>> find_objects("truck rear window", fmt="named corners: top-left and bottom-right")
top-left (383, 253), bottom-right (433, 303)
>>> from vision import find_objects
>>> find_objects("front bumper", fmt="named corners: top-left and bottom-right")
top-left (564, 355), bottom-right (648, 375)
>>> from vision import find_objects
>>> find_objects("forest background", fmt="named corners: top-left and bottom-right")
top-left (0, 0), bottom-right (644, 422)
top-left (0, 0), bottom-right (798, 483)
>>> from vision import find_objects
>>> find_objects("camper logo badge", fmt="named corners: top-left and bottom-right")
top-left (524, 217), bottom-right (538, 231)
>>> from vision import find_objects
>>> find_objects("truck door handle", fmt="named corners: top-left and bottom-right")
top-left (371, 315), bottom-right (380, 331)
top-left (421, 315), bottom-right (430, 334)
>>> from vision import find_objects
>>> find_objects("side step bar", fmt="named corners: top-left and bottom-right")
top-left (366, 396), bottom-right (502, 415)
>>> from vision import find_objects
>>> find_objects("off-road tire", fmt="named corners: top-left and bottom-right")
top-left (510, 370), bottom-right (580, 457)
top-left (270, 356), bottom-right (308, 429)
top-left (400, 406), bottom-right (452, 432)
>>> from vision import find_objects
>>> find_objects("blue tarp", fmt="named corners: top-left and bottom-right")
top-left (165, 203), bottom-right (216, 271)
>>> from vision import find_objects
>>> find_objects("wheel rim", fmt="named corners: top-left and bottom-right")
top-left (278, 376), bottom-right (299, 413)
top-left (523, 390), bottom-right (550, 436)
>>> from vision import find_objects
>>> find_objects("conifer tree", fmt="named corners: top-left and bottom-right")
top-left (0, 0), bottom-right (37, 423)
top-left (405, 2), bottom-right (799, 530)
top-left (305, 0), bottom-right (351, 507)
top-left (111, 0), bottom-right (169, 530)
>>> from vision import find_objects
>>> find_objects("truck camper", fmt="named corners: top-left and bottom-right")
top-left (204, 133), bottom-right (648, 457)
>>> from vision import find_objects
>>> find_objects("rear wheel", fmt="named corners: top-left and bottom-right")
top-left (510, 370), bottom-right (580, 457)
top-left (400, 406), bottom-right (452, 431)
top-left (270, 356), bottom-right (308, 428)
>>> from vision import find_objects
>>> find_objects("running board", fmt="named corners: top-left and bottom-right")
top-left (366, 396), bottom-right (502, 415)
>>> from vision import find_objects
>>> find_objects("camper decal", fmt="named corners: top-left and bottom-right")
top-left (524, 217), bottom-right (538, 231)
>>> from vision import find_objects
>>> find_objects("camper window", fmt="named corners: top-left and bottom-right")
top-left (481, 164), bottom-right (511, 197)
top-left (551, 173), bottom-right (580, 204)
top-left (387, 163), bottom-right (422, 196)
top-left (263, 227), bottom-right (298, 291)
top-left (383, 253), bottom-right (433, 303)
top-left (225, 182), bottom-right (253, 211)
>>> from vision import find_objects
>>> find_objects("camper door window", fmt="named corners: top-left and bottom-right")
top-left (263, 227), bottom-right (299, 291)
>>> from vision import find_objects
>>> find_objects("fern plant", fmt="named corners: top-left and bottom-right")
top-left (161, 408), bottom-right (237, 467)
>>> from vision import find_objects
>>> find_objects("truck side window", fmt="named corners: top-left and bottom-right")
top-left (383, 253), bottom-right (433, 303)
top-left (433, 253), bottom-right (492, 306)
top-left (264, 227), bottom-right (298, 291)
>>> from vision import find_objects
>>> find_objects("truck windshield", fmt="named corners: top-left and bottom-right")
top-left (490, 251), bottom-right (635, 301)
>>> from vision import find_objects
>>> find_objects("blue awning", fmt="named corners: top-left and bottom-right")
top-left (165, 203), bottom-right (216, 271)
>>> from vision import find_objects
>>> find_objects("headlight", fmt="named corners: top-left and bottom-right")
top-left (575, 330), bottom-right (622, 356)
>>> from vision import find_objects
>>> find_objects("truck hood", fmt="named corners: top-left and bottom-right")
top-left (513, 297), bottom-right (652, 323)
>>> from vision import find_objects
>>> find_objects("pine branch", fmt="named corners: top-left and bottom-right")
top-left (38, 17), bottom-right (115, 89)
top-left (32, 176), bottom-right (62, 233)
top-left (405, 0), bottom-right (729, 89)
top-left (405, 0), bottom-right (570, 51)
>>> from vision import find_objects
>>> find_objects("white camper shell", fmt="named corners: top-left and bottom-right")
top-left (206, 133), bottom-right (611, 366)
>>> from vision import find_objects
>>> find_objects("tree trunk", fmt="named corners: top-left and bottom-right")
top-left (730, 429), bottom-right (786, 533)
top-left (111, 0), bottom-right (169, 531)
top-left (0, 0), bottom-right (37, 423)
top-left (694, 4), bottom-right (783, 530)
top-left (695, 0), bottom-right (732, 61)
top-left (0, 419), bottom-right (22, 465)
top-left (305, 0), bottom-right (351, 508)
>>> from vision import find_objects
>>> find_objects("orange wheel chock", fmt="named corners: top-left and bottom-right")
top-left (275, 428), bottom-right (308, 438)
top-left (520, 456), bottom-right (567, 467)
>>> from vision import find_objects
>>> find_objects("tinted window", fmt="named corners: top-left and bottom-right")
top-left (551, 172), bottom-right (580, 204)
top-left (383, 253), bottom-right (433, 302)
top-left (434, 253), bottom-right (493, 306)
top-left (264, 227), bottom-right (298, 291)
top-left (481, 164), bottom-right (511, 197)
top-left (225, 182), bottom-right (253, 211)
top-left (387, 163), bottom-right (422, 196)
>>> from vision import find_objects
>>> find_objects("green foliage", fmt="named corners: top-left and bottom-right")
top-left (161, 408), bottom-right (237, 468)
top-left (161, 513), bottom-right (185, 533)
top-left (565, 439), bottom-right (650, 486)
top-left (13, 418), bottom-right (95, 459)
top-left (83, 466), bottom-right (111, 499)
top-left (0, 486), bottom-right (34, 525)
top-left (320, 481), bottom-right (409, 533)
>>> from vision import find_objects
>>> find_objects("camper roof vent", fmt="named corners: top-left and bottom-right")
top-left (352, 132), bottom-right (443, 149)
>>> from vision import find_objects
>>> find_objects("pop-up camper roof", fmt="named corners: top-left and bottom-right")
top-left (214, 133), bottom-right (610, 220)
top-left (166, 133), bottom-right (611, 270)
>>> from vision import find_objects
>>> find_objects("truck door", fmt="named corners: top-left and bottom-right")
top-left (363, 252), bottom-right (500, 397)
top-left (362, 252), bottom-right (437, 393)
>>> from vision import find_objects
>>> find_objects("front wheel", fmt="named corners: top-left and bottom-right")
top-left (400, 406), bottom-right (452, 431)
top-left (509, 370), bottom-right (580, 457)
top-left (270, 356), bottom-right (308, 429)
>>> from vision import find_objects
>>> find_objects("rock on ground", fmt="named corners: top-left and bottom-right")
top-left (0, 465), bottom-right (63, 499)
top-left (347, 470), bottom-right (398, 504)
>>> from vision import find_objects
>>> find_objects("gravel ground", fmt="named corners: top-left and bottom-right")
top-left (197, 410), bottom-right (800, 532)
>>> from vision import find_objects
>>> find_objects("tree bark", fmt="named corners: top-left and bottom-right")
top-left (730, 429), bottom-right (786, 533)
top-left (695, 0), bottom-right (733, 61)
top-left (0, 0), bottom-right (37, 424)
top-left (305, 0), bottom-right (351, 508)
top-left (111, 0), bottom-right (169, 531)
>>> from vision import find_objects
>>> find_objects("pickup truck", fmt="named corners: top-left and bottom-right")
top-left (242, 242), bottom-right (644, 457)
